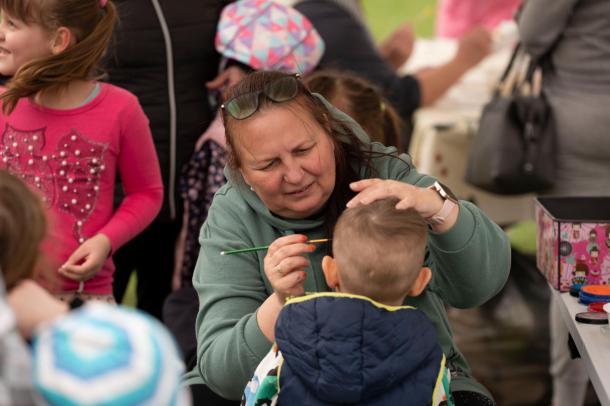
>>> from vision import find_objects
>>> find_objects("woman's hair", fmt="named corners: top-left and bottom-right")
top-left (305, 69), bottom-right (404, 151)
top-left (0, 170), bottom-right (47, 290)
top-left (221, 70), bottom-right (381, 241)
top-left (0, 0), bottom-right (117, 114)
top-left (333, 199), bottom-right (427, 304)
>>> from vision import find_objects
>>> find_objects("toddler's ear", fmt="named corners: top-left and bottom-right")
top-left (408, 267), bottom-right (432, 297)
top-left (321, 255), bottom-right (339, 289)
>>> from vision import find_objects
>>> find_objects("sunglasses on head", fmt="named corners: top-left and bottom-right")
top-left (221, 73), bottom-right (301, 120)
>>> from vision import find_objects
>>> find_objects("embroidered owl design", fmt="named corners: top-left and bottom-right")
top-left (1, 124), bottom-right (108, 243)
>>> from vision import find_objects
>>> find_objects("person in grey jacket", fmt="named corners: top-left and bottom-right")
top-left (518, 1), bottom-right (610, 405)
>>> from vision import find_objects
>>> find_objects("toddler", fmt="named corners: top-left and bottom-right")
top-left (243, 198), bottom-right (453, 406)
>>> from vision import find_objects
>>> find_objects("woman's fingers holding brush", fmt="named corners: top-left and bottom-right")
top-left (272, 267), bottom-right (308, 303)
top-left (266, 257), bottom-right (309, 303)
top-left (265, 234), bottom-right (313, 302)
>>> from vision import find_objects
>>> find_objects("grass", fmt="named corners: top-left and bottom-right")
top-left (506, 220), bottom-right (537, 255)
top-left (121, 271), bottom-right (137, 307)
top-left (361, 0), bottom-right (437, 41)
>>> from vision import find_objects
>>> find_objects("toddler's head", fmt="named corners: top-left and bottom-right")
top-left (0, 0), bottom-right (117, 113)
top-left (322, 198), bottom-right (430, 306)
top-left (0, 169), bottom-right (46, 290)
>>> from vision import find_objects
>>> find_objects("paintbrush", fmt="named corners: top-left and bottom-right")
top-left (220, 239), bottom-right (330, 256)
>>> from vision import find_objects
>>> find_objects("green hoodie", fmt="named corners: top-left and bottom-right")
top-left (184, 99), bottom-right (511, 401)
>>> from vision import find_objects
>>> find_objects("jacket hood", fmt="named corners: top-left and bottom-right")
top-left (275, 293), bottom-right (443, 404)
top-left (223, 93), bottom-right (370, 232)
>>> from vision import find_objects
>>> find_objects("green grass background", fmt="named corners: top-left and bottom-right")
top-left (122, 272), bottom-right (137, 307)
top-left (121, 1), bottom-right (438, 307)
top-left (361, 0), bottom-right (437, 41)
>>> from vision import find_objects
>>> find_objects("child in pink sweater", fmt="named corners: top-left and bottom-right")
top-left (437, 0), bottom-right (521, 38)
top-left (0, 0), bottom-right (162, 302)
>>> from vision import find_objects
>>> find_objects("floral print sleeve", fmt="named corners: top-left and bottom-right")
top-left (178, 140), bottom-right (227, 286)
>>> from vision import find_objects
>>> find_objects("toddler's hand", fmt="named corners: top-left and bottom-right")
top-left (59, 234), bottom-right (111, 281)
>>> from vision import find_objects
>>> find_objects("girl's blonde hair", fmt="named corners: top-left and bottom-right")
top-left (0, 0), bottom-right (117, 114)
top-left (0, 170), bottom-right (47, 290)
top-left (305, 69), bottom-right (405, 152)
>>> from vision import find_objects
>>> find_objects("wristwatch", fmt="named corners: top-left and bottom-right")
top-left (425, 181), bottom-right (458, 226)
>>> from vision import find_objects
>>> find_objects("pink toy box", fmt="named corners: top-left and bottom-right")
top-left (536, 197), bottom-right (610, 292)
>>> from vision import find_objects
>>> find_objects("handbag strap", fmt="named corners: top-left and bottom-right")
top-left (494, 43), bottom-right (527, 97)
top-left (496, 43), bottom-right (545, 97)
top-left (498, 43), bottom-right (522, 85)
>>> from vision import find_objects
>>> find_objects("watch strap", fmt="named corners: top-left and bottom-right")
top-left (425, 182), bottom-right (457, 225)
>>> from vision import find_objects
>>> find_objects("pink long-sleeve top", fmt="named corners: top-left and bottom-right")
top-left (436, 0), bottom-right (522, 38)
top-left (0, 83), bottom-right (163, 294)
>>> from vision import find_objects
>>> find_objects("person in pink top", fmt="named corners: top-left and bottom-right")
top-left (436, 0), bottom-right (522, 38)
top-left (0, 0), bottom-right (163, 303)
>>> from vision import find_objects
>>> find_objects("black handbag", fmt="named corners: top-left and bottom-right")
top-left (465, 44), bottom-right (556, 195)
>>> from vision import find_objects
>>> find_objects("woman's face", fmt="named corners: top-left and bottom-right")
top-left (235, 104), bottom-right (336, 219)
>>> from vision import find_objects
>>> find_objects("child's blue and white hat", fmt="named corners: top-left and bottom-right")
top-left (32, 303), bottom-right (190, 406)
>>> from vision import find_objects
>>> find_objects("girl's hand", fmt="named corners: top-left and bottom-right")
top-left (264, 234), bottom-right (314, 304)
top-left (59, 234), bottom-right (111, 281)
top-left (346, 179), bottom-right (448, 220)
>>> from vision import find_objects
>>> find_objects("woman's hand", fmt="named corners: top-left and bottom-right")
top-left (346, 179), bottom-right (458, 230)
top-left (264, 234), bottom-right (314, 304)
top-left (59, 233), bottom-right (111, 281)
top-left (379, 22), bottom-right (415, 70)
top-left (455, 26), bottom-right (492, 70)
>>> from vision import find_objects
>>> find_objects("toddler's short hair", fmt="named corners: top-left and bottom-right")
top-left (333, 198), bottom-right (427, 304)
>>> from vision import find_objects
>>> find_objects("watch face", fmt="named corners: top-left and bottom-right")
top-left (437, 181), bottom-right (458, 202)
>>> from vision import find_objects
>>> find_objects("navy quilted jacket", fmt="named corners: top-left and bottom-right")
top-left (275, 293), bottom-right (446, 405)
